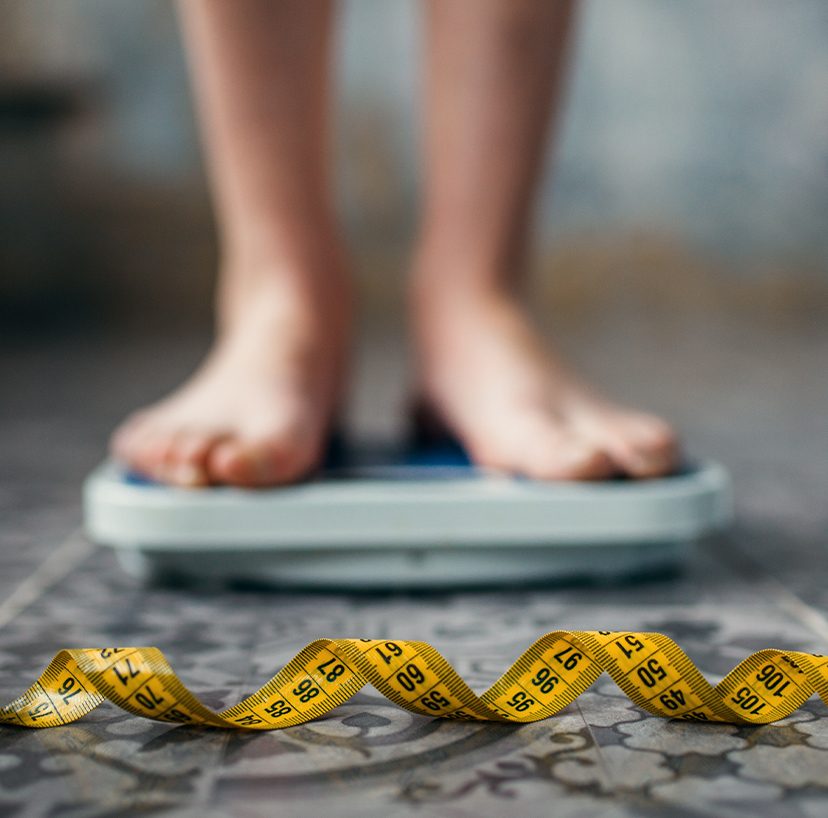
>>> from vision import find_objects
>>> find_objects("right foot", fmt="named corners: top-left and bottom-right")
top-left (111, 264), bottom-right (350, 488)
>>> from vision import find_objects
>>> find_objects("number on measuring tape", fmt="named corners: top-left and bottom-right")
top-left (234, 713), bottom-right (263, 727)
top-left (636, 658), bottom-right (668, 689)
top-left (681, 710), bottom-right (711, 722)
top-left (157, 707), bottom-right (192, 723)
top-left (57, 676), bottom-right (81, 706)
top-left (374, 642), bottom-right (403, 665)
top-left (658, 688), bottom-right (687, 711)
top-left (134, 684), bottom-right (166, 711)
top-left (316, 657), bottom-right (346, 684)
top-left (756, 664), bottom-right (791, 697)
top-left (731, 687), bottom-right (766, 715)
top-left (395, 663), bottom-right (426, 692)
top-left (615, 635), bottom-right (645, 659)
top-left (419, 689), bottom-right (452, 711)
top-left (264, 698), bottom-right (292, 718)
top-left (292, 678), bottom-right (321, 703)
top-left (553, 646), bottom-right (583, 671)
top-left (505, 691), bottom-right (536, 712)
top-left (530, 667), bottom-right (560, 694)
top-left (112, 657), bottom-right (142, 686)
top-left (26, 702), bottom-right (54, 722)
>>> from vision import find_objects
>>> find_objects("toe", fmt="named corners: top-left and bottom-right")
top-left (523, 431), bottom-right (615, 481)
top-left (207, 430), bottom-right (319, 487)
top-left (110, 411), bottom-right (151, 462)
top-left (592, 413), bottom-right (680, 478)
top-left (111, 413), bottom-right (165, 481)
top-left (205, 440), bottom-right (249, 485)
top-left (164, 431), bottom-right (221, 487)
top-left (470, 411), bottom-right (615, 481)
top-left (129, 429), bottom-right (178, 483)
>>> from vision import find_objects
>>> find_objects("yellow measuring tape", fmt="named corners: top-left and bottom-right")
top-left (2, 631), bottom-right (826, 730)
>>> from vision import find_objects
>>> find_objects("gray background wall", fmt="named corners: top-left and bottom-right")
top-left (1, 0), bottom-right (826, 328)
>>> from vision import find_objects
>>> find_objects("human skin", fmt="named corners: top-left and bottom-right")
top-left (112, 0), bottom-right (678, 487)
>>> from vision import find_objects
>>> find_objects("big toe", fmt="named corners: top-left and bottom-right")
top-left (122, 430), bottom-right (178, 483)
top-left (110, 411), bottom-right (151, 463)
top-left (207, 430), bottom-right (320, 488)
top-left (111, 414), bottom-right (172, 482)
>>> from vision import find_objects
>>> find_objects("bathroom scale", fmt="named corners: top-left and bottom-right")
top-left (84, 439), bottom-right (732, 589)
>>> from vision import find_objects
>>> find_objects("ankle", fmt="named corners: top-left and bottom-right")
top-left (411, 268), bottom-right (519, 333)
top-left (216, 248), bottom-right (352, 338)
top-left (413, 242), bottom-right (522, 303)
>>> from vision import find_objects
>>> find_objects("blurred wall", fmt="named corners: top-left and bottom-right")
top-left (1, 0), bottom-right (827, 329)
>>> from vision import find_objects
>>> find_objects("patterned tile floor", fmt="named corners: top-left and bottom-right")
top-left (1, 309), bottom-right (827, 817)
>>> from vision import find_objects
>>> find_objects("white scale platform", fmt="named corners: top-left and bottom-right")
top-left (84, 442), bottom-right (732, 589)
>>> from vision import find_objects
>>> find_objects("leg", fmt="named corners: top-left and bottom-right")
top-left (412, 0), bottom-right (678, 479)
top-left (112, 0), bottom-right (349, 487)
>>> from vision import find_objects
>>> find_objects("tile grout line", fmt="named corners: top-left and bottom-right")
top-left (0, 528), bottom-right (97, 631)
top-left (574, 699), bottom-right (618, 797)
top-left (189, 606), bottom-right (271, 809)
top-left (760, 576), bottom-right (828, 645)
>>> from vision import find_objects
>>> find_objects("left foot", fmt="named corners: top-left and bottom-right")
top-left (411, 281), bottom-right (680, 480)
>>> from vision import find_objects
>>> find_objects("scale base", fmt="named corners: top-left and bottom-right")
top-left (84, 443), bottom-right (732, 589)
top-left (114, 541), bottom-right (692, 590)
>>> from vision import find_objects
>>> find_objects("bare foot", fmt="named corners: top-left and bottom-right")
top-left (111, 264), bottom-right (350, 487)
top-left (412, 284), bottom-right (679, 480)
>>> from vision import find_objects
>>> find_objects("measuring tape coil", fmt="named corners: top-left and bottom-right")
top-left (2, 631), bottom-right (826, 730)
